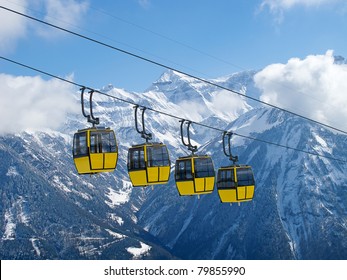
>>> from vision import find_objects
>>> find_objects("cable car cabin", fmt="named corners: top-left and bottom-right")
top-left (73, 127), bottom-right (118, 174)
top-left (127, 143), bottom-right (170, 187)
top-left (175, 155), bottom-right (215, 196)
top-left (217, 165), bottom-right (255, 203)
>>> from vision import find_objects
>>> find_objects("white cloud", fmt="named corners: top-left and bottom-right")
top-left (0, 74), bottom-right (79, 134)
top-left (0, 0), bottom-right (89, 48)
top-left (38, 0), bottom-right (89, 37)
top-left (254, 50), bottom-right (347, 131)
top-left (0, 0), bottom-right (28, 52)
top-left (262, 0), bottom-right (340, 10)
top-left (260, 0), bottom-right (345, 22)
top-left (211, 89), bottom-right (251, 121)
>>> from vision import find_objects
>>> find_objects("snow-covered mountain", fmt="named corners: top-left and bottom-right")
top-left (0, 69), bottom-right (346, 259)
top-left (138, 107), bottom-right (347, 259)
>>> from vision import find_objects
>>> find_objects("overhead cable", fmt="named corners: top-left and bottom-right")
top-left (1, 5), bottom-right (347, 136)
top-left (0, 55), bottom-right (346, 164)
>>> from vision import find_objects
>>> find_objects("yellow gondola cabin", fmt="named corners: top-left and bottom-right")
top-left (127, 143), bottom-right (170, 187)
top-left (73, 127), bottom-right (118, 174)
top-left (217, 165), bottom-right (255, 203)
top-left (175, 155), bottom-right (215, 196)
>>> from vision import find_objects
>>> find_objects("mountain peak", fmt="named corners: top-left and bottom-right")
top-left (148, 70), bottom-right (197, 91)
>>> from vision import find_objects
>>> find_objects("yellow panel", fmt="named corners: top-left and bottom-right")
top-left (146, 166), bottom-right (170, 184)
top-left (194, 177), bottom-right (205, 192)
top-left (192, 177), bottom-right (215, 194)
top-left (159, 166), bottom-right (170, 182)
top-left (218, 189), bottom-right (237, 203)
top-left (176, 181), bottom-right (195, 196)
top-left (205, 177), bottom-right (215, 192)
top-left (237, 186), bottom-right (246, 200)
top-left (147, 166), bottom-right (159, 183)
top-left (246, 185), bottom-right (255, 199)
top-left (90, 153), bottom-right (103, 170)
top-left (74, 156), bottom-right (91, 174)
top-left (104, 153), bottom-right (117, 169)
top-left (129, 170), bottom-right (147, 186)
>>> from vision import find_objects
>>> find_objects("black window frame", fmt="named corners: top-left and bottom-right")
top-left (147, 145), bottom-right (170, 167)
top-left (73, 131), bottom-right (88, 157)
top-left (194, 157), bottom-right (215, 178)
top-left (89, 130), bottom-right (117, 154)
top-left (101, 131), bottom-right (117, 153)
top-left (175, 159), bottom-right (193, 181)
top-left (217, 169), bottom-right (235, 189)
top-left (236, 168), bottom-right (255, 186)
top-left (128, 146), bottom-right (146, 170)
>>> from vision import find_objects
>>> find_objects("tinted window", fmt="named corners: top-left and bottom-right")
top-left (90, 131), bottom-right (117, 154)
top-left (194, 157), bottom-right (215, 178)
top-left (175, 159), bottom-right (193, 180)
top-left (101, 131), bottom-right (117, 153)
top-left (128, 147), bottom-right (145, 170)
top-left (217, 169), bottom-right (235, 189)
top-left (73, 132), bottom-right (87, 156)
top-left (90, 132), bottom-right (101, 153)
top-left (147, 145), bottom-right (170, 167)
top-left (237, 168), bottom-right (255, 186)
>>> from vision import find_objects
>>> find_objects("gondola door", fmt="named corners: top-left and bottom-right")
top-left (89, 131), bottom-right (103, 170)
top-left (128, 146), bottom-right (147, 186)
top-left (193, 157), bottom-right (215, 194)
top-left (146, 144), bottom-right (170, 184)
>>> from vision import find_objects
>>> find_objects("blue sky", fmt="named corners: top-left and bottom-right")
top-left (1, 0), bottom-right (346, 91)
top-left (1, 0), bottom-right (347, 134)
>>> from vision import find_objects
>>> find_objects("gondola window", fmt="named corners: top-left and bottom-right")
top-left (73, 132), bottom-right (87, 156)
top-left (175, 159), bottom-right (193, 180)
top-left (237, 168), bottom-right (255, 186)
top-left (147, 145), bottom-right (170, 167)
top-left (128, 147), bottom-right (146, 169)
top-left (194, 158), bottom-right (214, 178)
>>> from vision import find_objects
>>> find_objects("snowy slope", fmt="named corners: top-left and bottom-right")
top-left (0, 130), bottom-right (174, 259)
top-left (148, 70), bottom-right (252, 122)
top-left (1, 69), bottom-right (253, 259)
top-left (137, 107), bottom-right (347, 259)
top-left (1, 68), bottom-right (346, 259)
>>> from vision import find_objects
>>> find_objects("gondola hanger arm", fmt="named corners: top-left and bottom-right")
top-left (89, 89), bottom-right (100, 125)
top-left (223, 131), bottom-right (238, 163)
top-left (180, 119), bottom-right (198, 154)
top-left (80, 87), bottom-right (99, 126)
top-left (80, 87), bottom-right (89, 119)
top-left (134, 105), bottom-right (152, 142)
